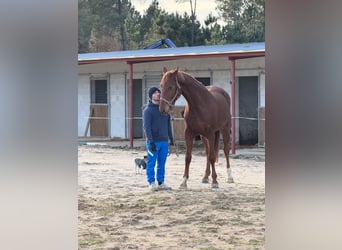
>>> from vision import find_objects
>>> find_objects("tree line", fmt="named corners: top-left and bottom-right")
top-left (78, 0), bottom-right (264, 53)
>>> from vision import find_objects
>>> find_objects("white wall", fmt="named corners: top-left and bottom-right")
top-left (78, 73), bottom-right (128, 138)
top-left (109, 73), bottom-right (126, 138)
top-left (259, 72), bottom-right (265, 107)
top-left (78, 75), bottom-right (91, 136)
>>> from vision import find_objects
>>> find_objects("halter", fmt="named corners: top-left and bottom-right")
top-left (160, 77), bottom-right (181, 108)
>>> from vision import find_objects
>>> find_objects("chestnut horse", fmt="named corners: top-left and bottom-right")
top-left (159, 67), bottom-right (234, 188)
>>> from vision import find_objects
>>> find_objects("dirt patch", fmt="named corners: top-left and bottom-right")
top-left (78, 145), bottom-right (265, 250)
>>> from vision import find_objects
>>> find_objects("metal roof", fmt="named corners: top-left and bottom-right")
top-left (78, 42), bottom-right (265, 65)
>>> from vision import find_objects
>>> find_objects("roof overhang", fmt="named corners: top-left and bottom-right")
top-left (78, 42), bottom-right (265, 65)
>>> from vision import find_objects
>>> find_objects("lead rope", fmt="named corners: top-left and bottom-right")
top-left (169, 112), bottom-right (179, 157)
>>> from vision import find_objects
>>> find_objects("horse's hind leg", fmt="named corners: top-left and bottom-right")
top-left (210, 131), bottom-right (220, 188)
top-left (221, 126), bottom-right (234, 183)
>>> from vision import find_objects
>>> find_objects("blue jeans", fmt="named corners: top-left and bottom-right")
top-left (146, 141), bottom-right (169, 184)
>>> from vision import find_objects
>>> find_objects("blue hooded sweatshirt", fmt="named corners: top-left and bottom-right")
top-left (143, 101), bottom-right (173, 143)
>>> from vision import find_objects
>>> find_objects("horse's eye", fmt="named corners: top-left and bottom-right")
top-left (168, 86), bottom-right (172, 90)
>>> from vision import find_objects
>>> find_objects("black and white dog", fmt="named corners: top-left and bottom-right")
top-left (134, 155), bottom-right (147, 174)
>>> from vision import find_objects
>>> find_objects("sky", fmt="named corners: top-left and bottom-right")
top-left (131, 0), bottom-right (219, 26)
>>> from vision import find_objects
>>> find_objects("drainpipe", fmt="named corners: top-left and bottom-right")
top-left (229, 58), bottom-right (236, 154)
top-left (128, 63), bottom-right (134, 148)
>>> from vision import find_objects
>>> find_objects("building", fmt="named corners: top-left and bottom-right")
top-left (78, 42), bottom-right (265, 151)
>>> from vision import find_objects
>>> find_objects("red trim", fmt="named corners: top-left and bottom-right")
top-left (128, 63), bottom-right (134, 148)
top-left (230, 59), bottom-right (236, 154)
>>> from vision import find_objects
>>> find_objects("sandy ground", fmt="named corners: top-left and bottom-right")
top-left (78, 144), bottom-right (265, 250)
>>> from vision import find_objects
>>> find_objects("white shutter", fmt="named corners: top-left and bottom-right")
top-left (143, 75), bottom-right (162, 104)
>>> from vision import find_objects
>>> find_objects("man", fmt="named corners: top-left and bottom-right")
top-left (143, 87), bottom-right (174, 191)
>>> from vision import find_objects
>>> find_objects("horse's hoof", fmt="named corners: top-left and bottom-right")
top-left (227, 178), bottom-right (234, 183)
top-left (202, 178), bottom-right (209, 183)
top-left (211, 183), bottom-right (219, 189)
top-left (179, 183), bottom-right (187, 189)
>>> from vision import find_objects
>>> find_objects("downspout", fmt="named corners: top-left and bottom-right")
top-left (229, 58), bottom-right (236, 154)
top-left (128, 62), bottom-right (134, 148)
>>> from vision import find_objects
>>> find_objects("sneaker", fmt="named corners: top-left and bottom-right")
top-left (149, 182), bottom-right (158, 191)
top-left (158, 183), bottom-right (172, 190)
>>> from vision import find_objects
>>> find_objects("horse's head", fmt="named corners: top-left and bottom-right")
top-left (159, 67), bottom-right (182, 114)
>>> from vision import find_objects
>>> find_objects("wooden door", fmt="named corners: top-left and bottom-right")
top-left (90, 79), bottom-right (108, 137)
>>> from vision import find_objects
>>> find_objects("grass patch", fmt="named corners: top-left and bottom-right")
top-left (199, 226), bottom-right (219, 233)
top-left (146, 195), bottom-right (169, 206)
top-left (248, 236), bottom-right (265, 246)
top-left (79, 232), bottom-right (105, 248)
top-left (199, 248), bottom-right (223, 250)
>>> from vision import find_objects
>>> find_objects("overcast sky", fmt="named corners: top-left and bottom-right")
top-left (131, 0), bottom-right (219, 25)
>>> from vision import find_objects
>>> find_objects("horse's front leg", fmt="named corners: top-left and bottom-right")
top-left (180, 130), bottom-right (195, 189)
top-left (201, 136), bottom-right (210, 184)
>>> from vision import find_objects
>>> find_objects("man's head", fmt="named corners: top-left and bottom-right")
top-left (148, 87), bottom-right (161, 102)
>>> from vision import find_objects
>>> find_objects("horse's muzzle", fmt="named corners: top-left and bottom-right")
top-left (159, 103), bottom-right (172, 115)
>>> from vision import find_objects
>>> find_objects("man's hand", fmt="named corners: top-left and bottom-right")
top-left (150, 142), bottom-right (157, 152)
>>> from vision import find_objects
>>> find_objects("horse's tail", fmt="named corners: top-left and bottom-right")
top-left (215, 131), bottom-right (220, 163)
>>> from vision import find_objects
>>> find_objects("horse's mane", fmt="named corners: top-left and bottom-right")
top-left (178, 70), bottom-right (209, 91)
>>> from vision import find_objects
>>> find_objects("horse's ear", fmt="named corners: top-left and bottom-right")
top-left (175, 67), bottom-right (179, 73)
top-left (163, 67), bottom-right (167, 74)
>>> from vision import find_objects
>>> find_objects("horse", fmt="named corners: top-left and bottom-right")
top-left (159, 67), bottom-right (234, 188)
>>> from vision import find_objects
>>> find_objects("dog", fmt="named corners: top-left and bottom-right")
top-left (134, 155), bottom-right (147, 174)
